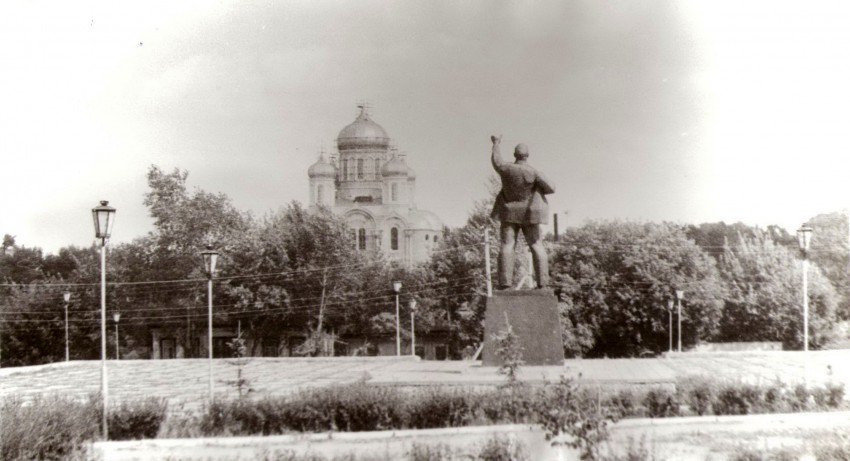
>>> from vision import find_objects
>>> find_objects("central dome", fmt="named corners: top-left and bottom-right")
top-left (337, 106), bottom-right (390, 151)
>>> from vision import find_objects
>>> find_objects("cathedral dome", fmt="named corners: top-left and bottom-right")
top-left (381, 156), bottom-right (408, 177)
top-left (308, 154), bottom-right (336, 179)
top-left (337, 106), bottom-right (390, 151)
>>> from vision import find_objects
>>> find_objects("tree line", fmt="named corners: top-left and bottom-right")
top-left (1, 165), bottom-right (848, 366)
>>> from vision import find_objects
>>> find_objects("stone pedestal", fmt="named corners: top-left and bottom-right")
top-left (481, 289), bottom-right (564, 366)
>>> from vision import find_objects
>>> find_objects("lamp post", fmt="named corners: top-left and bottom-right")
top-left (92, 200), bottom-right (116, 440)
top-left (675, 290), bottom-right (684, 353)
top-left (64, 292), bottom-right (71, 362)
top-left (201, 245), bottom-right (219, 404)
top-left (797, 224), bottom-right (813, 353)
top-left (667, 299), bottom-right (674, 354)
top-left (409, 299), bottom-right (418, 357)
top-left (393, 281), bottom-right (402, 356)
top-left (113, 312), bottom-right (121, 360)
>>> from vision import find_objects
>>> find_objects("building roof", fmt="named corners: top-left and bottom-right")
top-left (308, 153), bottom-right (336, 178)
top-left (380, 156), bottom-right (409, 177)
top-left (337, 105), bottom-right (390, 151)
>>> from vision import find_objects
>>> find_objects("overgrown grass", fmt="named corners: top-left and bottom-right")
top-left (2, 378), bottom-right (845, 460)
top-left (674, 376), bottom-right (846, 417)
top-left (0, 395), bottom-right (99, 461)
top-left (1, 394), bottom-right (169, 460)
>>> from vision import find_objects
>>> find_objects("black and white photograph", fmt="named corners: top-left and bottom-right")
top-left (2, 1), bottom-right (850, 459)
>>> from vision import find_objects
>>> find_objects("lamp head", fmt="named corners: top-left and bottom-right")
top-left (91, 200), bottom-right (116, 243)
top-left (667, 299), bottom-right (674, 310)
top-left (797, 223), bottom-right (813, 253)
top-left (113, 312), bottom-right (121, 322)
top-left (201, 244), bottom-right (219, 278)
top-left (392, 281), bottom-right (402, 293)
top-left (675, 290), bottom-right (684, 301)
top-left (63, 292), bottom-right (71, 303)
top-left (409, 299), bottom-right (417, 311)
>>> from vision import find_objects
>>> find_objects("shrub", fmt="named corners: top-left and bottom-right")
top-left (493, 314), bottom-right (524, 385)
top-left (642, 387), bottom-right (679, 418)
top-left (812, 382), bottom-right (845, 410)
top-left (108, 397), bottom-right (168, 440)
top-left (406, 387), bottom-right (478, 429)
top-left (477, 436), bottom-right (528, 461)
top-left (599, 436), bottom-right (655, 461)
top-left (789, 383), bottom-right (811, 412)
top-left (761, 382), bottom-right (789, 413)
top-left (606, 388), bottom-right (643, 418)
top-left (536, 376), bottom-right (615, 460)
top-left (281, 383), bottom-right (406, 432)
top-left (1, 395), bottom-right (99, 461)
top-left (727, 445), bottom-right (800, 461)
top-left (476, 384), bottom-right (537, 424)
top-left (713, 383), bottom-right (763, 415)
top-left (409, 442), bottom-right (454, 461)
top-left (676, 375), bottom-right (715, 416)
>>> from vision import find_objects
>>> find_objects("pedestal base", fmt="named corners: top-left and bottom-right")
top-left (481, 289), bottom-right (564, 366)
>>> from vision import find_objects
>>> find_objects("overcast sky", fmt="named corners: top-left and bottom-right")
top-left (2, 1), bottom-right (849, 253)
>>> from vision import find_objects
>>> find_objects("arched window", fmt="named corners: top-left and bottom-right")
top-left (391, 183), bottom-right (398, 202)
top-left (390, 227), bottom-right (399, 251)
top-left (342, 159), bottom-right (349, 181)
top-left (358, 228), bottom-right (367, 250)
top-left (374, 159), bottom-right (381, 178)
top-left (357, 159), bottom-right (364, 180)
top-left (317, 185), bottom-right (325, 204)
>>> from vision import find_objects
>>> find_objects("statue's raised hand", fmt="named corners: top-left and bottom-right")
top-left (491, 135), bottom-right (502, 145)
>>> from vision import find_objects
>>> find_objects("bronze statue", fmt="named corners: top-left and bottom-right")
top-left (490, 135), bottom-right (555, 289)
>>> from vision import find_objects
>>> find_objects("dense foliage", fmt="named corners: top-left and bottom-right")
top-left (1, 165), bottom-right (848, 365)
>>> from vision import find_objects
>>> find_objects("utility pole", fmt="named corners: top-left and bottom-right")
top-left (484, 228), bottom-right (492, 297)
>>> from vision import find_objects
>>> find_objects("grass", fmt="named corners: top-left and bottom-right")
top-left (2, 377), bottom-right (846, 460)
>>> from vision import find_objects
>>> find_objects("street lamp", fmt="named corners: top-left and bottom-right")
top-left (797, 224), bottom-right (813, 352)
top-left (409, 299), bottom-right (418, 357)
top-left (92, 200), bottom-right (116, 440)
top-left (113, 312), bottom-right (121, 360)
top-left (667, 299), bottom-right (674, 354)
top-left (675, 290), bottom-right (684, 353)
top-left (63, 292), bottom-right (71, 362)
top-left (392, 281), bottom-right (402, 356)
top-left (201, 244), bottom-right (219, 403)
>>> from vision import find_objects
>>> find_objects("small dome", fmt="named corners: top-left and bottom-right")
top-left (337, 106), bottom-right (390, 151)
top-left (381, 156), bottom-right (408, 177)
top-left (308, 154), bottom-right (336, 179)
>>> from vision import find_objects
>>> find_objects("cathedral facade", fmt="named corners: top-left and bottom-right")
top-left (308, 106), bottom-right (443, 264)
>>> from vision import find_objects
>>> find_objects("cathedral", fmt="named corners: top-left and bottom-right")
top-left (308, 105), bottom-right (443, 264)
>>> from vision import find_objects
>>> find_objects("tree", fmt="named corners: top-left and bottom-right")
top-left (219, 202), bottom-right (360, 356)
top-left (551, 221), bottom-right (725, 357)
top-left (805, 211), bottom-right (849, 319)
top-left (100, 165), bottom-right (253, 358)
top-left (428, 197), bottom-right (497, 358)
top-left (717, 232), bottom-right (839, 349)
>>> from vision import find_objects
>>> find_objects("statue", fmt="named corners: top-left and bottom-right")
top-left (490, 135), bottom-right (555, 289)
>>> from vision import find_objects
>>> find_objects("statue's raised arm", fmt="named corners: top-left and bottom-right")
top-left (490, 135), bottom-right (505, 171)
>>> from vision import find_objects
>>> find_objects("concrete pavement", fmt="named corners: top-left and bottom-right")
top-left (2, 351), bottom-right (849, 410)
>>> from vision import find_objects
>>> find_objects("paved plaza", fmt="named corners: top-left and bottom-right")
top-left (2, 351), bottom-right (849, 409)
